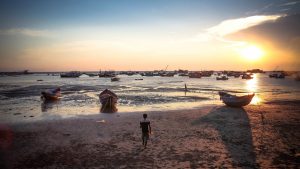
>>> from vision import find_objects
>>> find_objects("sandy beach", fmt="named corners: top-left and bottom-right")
top-left (0, 101), bottom-right (299, 169)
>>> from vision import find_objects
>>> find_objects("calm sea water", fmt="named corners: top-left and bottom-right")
top-left (0, 73), bottom-right (299, 123)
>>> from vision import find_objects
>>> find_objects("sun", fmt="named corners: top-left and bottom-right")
top-left (240, 45), bottom-right (264, 61)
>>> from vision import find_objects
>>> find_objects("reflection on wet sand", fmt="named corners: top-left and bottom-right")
top-left (246, 74), bottom-right (263, 105)
top-left (251, 95), bottom-right (262, 105)
top-left (100, 104), bottom-right (118, 113)
top-left (41, 100), bottom-right (60, 112)
top-left (246, 74), bottom-right (258, 93)
top-left (195, 106), bottom-right (258, 168)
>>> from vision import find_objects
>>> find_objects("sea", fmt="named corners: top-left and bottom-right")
top-left (0, 73), bottom-right (299, 123)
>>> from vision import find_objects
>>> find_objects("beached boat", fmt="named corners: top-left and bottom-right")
top-left (219, 91), bottom-right (254, 107)
top-left (41, 88), bottom-right (61, 101)
top-left (60, 71), bottom-right (81, 78)
top-left (99, 89), bottom-right (118, 112)
top-left (216, 75), bottom-right (228, 80)
top-left (111, 77), bottom-right (120, 82)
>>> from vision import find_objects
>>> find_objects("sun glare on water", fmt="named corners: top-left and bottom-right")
top-left (240, 45), bottom-right (264, 61)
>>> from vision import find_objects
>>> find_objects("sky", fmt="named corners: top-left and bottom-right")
top-left (0, 0), bottom-right (300, 71)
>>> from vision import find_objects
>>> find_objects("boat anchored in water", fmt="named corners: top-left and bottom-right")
top-left (60, 71), bottom-right (81, 78)
top-left (98, 71), bottom-right (116, 78)
top-left (216, 75), bottom-right (229, 80)
top-left (188, 72), bottom-right (202, 78)
top-left (111, 77), bottom-right (120, 82)
top-left (219, 91), bottom-right (254, 107)
top-left (242, 74), bottom-right (253, 79)
top-left (269, 72), bottom-right (285, 79)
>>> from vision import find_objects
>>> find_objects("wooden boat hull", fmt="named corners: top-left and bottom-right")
top-left (41, 92), bottom-right (60, 101)
top-left (219, 92), bottom-right (254, 107)
top-left (216, 77), bottom-right (228, 80)
top-left (99, 89), bottom-right (118, 112)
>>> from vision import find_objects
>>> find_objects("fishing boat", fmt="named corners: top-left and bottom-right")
top-left (141, 72), bottom-right (153, 76)
top-left (188, 72), bottom-right (202, 78)
top-left (201, 71), bottom-right (214, 77)
top-left (242, 74), bottom-right (253, 79)
top-left (219, 91), bottom-right (254, 107)
top-left (111, 77), bottom-right (120, 82)
top-left (60, 71), bottom-right (81, 78)
top-left (160, 72), bottom-right (175, 77)
top-left (98, 71), bottom-right (116, 78)
top-left (269, 72), bottom-right (285, 79)
top-left (99, 89), bottom-right (118, 112)
top-left (41, 88), bottom-right (61, 101)
top-left (216, 75), bottom-right (229, 80)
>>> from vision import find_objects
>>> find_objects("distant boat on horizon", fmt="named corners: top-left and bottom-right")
top-left (98, 71), bottom-right (116, 78)
top-left (269, 71), bottom-right (285, 79)
top-left (242, 74), bottom-right (253, 79)
top-left (60, 71), bottom-right (81, 78)
top-left (188, 72), bottom-right (202, 78)
top-left (247, 69), bottom-right (265, 73)
top-left (111, 77), bottom-right (120, 82)
top-left (216, 75), bottom-right (229, 80)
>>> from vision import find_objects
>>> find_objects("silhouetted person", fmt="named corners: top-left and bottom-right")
top-left (140, 114), bottom-right (151, 148)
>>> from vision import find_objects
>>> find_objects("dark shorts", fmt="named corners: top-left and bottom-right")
top-left (142, 132), bottom-right (149, 140)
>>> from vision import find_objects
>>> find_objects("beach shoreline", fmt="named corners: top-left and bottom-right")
top-left (1, 101), bottom-right (300, 168)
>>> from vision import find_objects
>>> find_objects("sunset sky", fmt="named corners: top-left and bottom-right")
top-left (0, 0), bottom-right (299, 71)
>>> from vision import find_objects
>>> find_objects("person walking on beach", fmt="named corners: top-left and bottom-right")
top-left (140, 114), bottom-right (151, 148)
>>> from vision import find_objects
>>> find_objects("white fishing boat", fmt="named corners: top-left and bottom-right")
top-left (216, 75), bottom-right (229, 80)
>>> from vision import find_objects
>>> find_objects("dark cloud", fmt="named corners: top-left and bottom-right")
top-left (228, 14), bottom-right (300, 53)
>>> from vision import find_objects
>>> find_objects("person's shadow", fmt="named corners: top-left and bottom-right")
top-left (192, 106), bottom-right (258, 168)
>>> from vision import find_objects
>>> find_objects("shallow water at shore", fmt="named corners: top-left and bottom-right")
top-left (0, 73), bottom-right (299, 122)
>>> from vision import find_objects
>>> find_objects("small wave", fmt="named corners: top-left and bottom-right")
top-left (118, 94), bottom-right (209, 106)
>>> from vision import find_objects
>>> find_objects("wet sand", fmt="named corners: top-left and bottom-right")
top-left (1, 102), bottom-right (300, 169)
